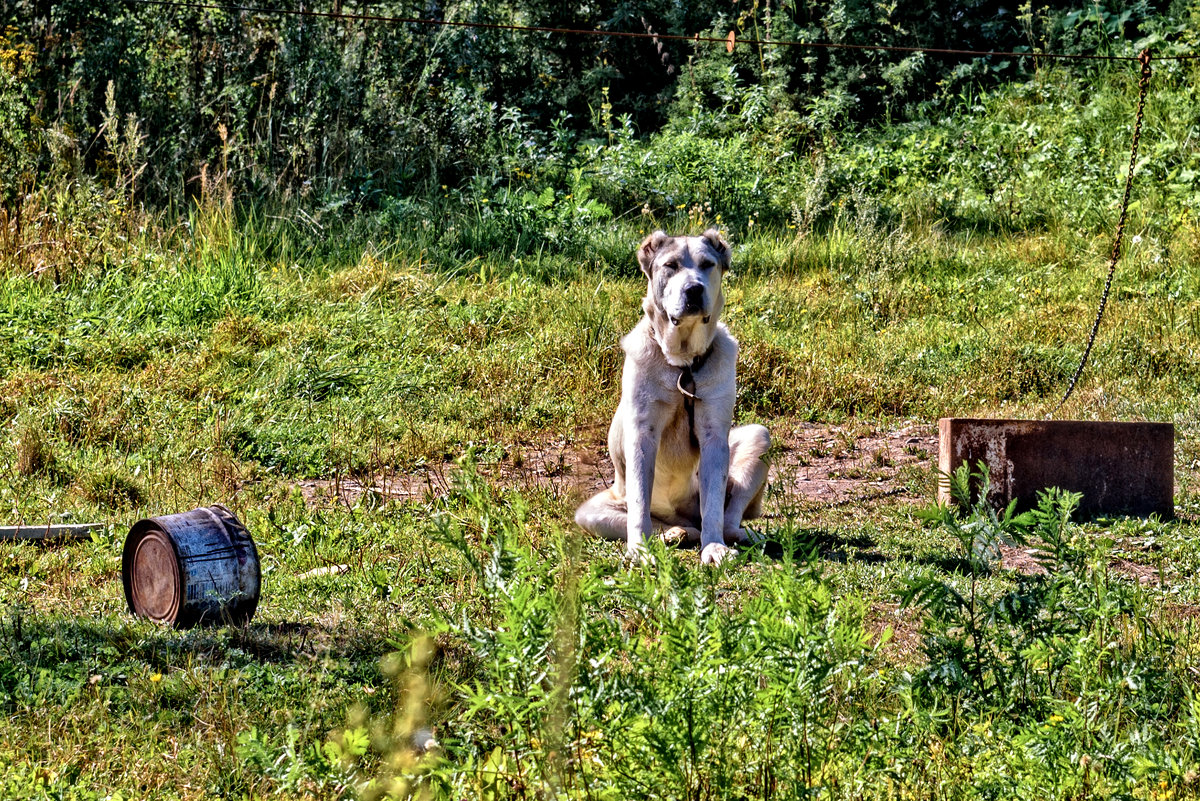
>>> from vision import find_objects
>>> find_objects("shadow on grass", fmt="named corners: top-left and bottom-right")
top-left (0, 614), bottom-right (393, 672)
top-left (913, 553), bottom-right (978, 574)
top-left (750, 526), bottom-right (888, 564)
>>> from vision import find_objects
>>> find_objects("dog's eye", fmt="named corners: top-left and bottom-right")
top-left (662, 260), bottom-right (678, 272)
top-left (698, 259), bottom-right (714, 271)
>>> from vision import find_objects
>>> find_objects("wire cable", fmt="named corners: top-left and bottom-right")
top-left (124, 0), bottom-right (1181, 63)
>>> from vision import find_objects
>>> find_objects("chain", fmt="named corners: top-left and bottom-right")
top-left (1052, 49), bottom-right (1153, 417)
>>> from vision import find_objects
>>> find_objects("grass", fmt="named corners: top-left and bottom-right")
top-left (4, 202), bottom-right (1200, 798)
top-left (5, 455), bottom-right (1200, 798)
top-left (4, 60), bottom-right (1200, 799)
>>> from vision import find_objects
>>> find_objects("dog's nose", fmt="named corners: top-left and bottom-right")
top-left (682, 283), bottom-right (705, 312)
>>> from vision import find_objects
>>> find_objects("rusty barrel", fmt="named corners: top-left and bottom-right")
top-left (122, 504), bottom-right (261, 628)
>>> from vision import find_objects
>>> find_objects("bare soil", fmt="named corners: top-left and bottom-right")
top-left (294, 422), bottom-right (1162, 586)
top-left (294, 419), bottom-right (942, 513)
top-left (998, 544), bottom-right (1162, 585)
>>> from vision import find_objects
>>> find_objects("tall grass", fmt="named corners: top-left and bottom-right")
top-left (278, 464), bottom-right (1200, 800)
top-left (3, 32), bottom-right (1200, 801)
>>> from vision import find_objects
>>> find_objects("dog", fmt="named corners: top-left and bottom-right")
top-left (575, 229), bottom-right (770, 565)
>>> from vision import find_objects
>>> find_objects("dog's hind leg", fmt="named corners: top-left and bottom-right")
top-left (723, 424), bottom-right (771, 541)
top-left (656, 517), bottom-right (701, 545)
top-left (576, 489), bottom-right (704, 545)
top-left (574, 489), bottom-right (630, 541)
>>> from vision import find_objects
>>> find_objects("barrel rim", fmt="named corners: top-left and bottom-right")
top-left (122, 519), bottom-right (184, 624)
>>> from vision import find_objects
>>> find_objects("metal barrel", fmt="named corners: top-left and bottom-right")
top-left (122, 504), bottom-right (261, 629)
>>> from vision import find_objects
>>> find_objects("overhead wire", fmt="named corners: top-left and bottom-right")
top-left (123, 0), bottom-right (1200, 63)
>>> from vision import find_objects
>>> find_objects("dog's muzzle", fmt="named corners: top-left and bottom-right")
top-left (669, 284), bottom-right (710, 326)
top-left (668, 312), bottom-right (712, 326)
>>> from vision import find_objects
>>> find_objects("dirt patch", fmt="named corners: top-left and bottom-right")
top-left (294, 469), bottom-right (458, 509)
top-left (869, 602), bottom-right (925, 665)
top-left (293, 419), bottom-right (940, 512)
top-left (999, 545), bottom-right (1160, 586)
top-left (999, 544), bottom-right (1049, 576)
top-left (765, 420), bottom-right (937, 509)
top-left (1107, 556), bottom-right (1160, 585)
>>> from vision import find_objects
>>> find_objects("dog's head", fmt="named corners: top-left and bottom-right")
top-left (637, 228), bottom-right (730, 329)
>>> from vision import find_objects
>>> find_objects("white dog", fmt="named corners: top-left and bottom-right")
top-left (575, 229), bottom-right (770, 565)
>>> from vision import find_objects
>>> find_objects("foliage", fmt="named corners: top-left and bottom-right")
top-left (5, 0), bottom-right (1191, 211)
top-left (0, 25), bottom-right (38, 218)
top-left (5, 2), bottom-right (1200, 798)
top-left (905, 463), bottom-right (1192, 791)
top-left (904, 463), bottom-right (1036, 705)
top-left (443, 170), bottom-right (613, 263)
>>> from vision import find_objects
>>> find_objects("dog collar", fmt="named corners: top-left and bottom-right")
top-left (676, 343), bottom-right (715, 400)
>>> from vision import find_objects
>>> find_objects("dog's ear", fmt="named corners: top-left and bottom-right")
top-left (637, 230), bottom-right (669, 278)
top-left (701, 228), bottom-right (731, 271)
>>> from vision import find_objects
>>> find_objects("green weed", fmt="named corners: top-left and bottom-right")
top-left (3, 6), bottom-right (1200, 796)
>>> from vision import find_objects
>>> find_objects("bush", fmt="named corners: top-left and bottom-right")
top-left (6, 0), bottom-right (1178, 216)
top-left (906, 463), bottom-right (1186, 729)
top-left (80, 467), bottom-right (143, 508)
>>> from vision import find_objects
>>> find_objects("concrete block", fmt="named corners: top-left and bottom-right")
top-left (0, 523), bottom-right (103, 541)
top-left (938, 418), bottom-right (1174, 518)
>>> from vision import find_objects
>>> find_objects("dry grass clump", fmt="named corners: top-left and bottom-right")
top-left (211, 312), bottom-right (280, 350)
top-left (80, 468), bottom-right (143, 509)
top-left (15, 422), bottom-right (55, 477)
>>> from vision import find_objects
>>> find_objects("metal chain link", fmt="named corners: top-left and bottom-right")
top-left (1053, 49), bottom-right (1153, 417)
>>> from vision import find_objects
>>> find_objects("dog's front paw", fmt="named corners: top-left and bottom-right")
top-left (623, 544), bottom-right (652, 567)
top-left (700, 542), bottom-right (737, 566)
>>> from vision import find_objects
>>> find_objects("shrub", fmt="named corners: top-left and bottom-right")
top-left (81, 468), bottom-right (143, 509)
top-left (906, 463), bottom-right (1186, 729)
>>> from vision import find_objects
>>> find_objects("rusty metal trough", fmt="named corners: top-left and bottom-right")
top-left (938, 418), bottom-right (1174, 518)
